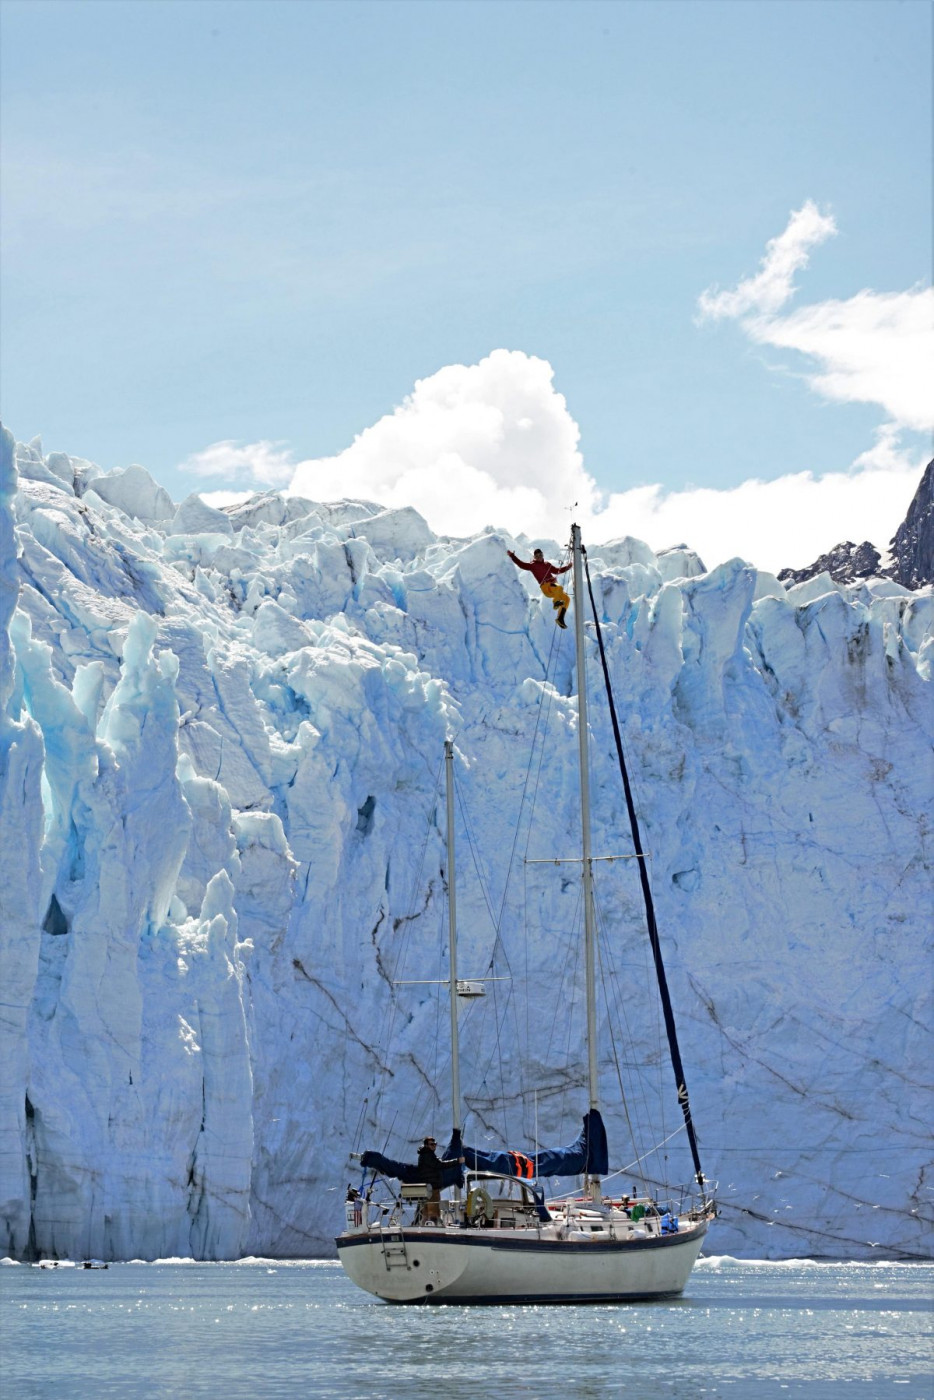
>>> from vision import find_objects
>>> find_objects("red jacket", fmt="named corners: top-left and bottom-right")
top-left (507, 551), bottom-right (571, 586)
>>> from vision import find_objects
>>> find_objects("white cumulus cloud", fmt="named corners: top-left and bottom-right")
top-left (288, 349), bottom-right (599, 539)
top-left (179, 349), bottom-right (924, 574)
top-left (699, 202), bottom-right (934, 433)
top-left (178, 201), bottom-right (931, 577)
top-left (752, 286), bottom-right (934, 432)
top-left (592, 435), bottom-right (923, 574)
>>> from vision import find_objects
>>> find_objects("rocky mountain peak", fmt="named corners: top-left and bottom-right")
top-left (889, 457), bottom-right (934, 590)
top-left (778, 459), bottom-right (933, 590)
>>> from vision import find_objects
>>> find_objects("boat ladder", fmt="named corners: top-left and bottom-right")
top-left (379, 1227), bottom-right (410, 1271)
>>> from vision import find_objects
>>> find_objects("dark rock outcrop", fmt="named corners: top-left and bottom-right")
top-left (778, 540), bottom-right (882, 588)
top-left (889, 458), bottom-right (934, 590)
top-left (779, 459), bottom-right (933, 590)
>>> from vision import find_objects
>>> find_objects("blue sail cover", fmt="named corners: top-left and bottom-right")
top-left (444, 1109), bottom-right (608, 1179)
top-left (358, 1150), bottom-right (464, 1189)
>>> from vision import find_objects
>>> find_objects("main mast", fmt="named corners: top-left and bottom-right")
top-left (571, 525), bottom-right (600, 1198)
top-left (444, 739), bottom-right (462, 1152)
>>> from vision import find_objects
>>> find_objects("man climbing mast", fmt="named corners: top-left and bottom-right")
top-left (506, 546), bottom-right (572, 628)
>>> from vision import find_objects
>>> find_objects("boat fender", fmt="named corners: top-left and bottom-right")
top-left (465, 1186), bottom-right (493, 1225)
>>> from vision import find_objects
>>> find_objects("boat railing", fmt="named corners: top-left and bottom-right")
top-left (344, 1170), bottom-right (715, 1234)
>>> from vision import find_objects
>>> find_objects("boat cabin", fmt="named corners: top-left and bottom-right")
top-left (461, 1171), bottom-right (544, 1228)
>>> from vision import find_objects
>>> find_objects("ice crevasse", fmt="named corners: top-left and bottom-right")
top-left (0, 427), bottom-right (931, 1262)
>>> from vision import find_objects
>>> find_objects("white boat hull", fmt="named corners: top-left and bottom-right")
top-left (336, 1218), bottom-right (709, 1304)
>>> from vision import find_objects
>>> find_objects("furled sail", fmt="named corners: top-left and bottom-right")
top-left (445, 1110), bottom-right (608, 1180)
top-left (360, 1111), bottom-right (608, 1186)
top-left (358, 1150), bottom-right (464, 1189)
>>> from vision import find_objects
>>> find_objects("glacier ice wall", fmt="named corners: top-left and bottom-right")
top-left (1, 428), bottom-right (932, 1261)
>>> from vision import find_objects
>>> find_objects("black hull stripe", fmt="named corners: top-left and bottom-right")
top-left (388, 1290), bottom-right (689, 1306)
top-left (336, 1221), bottom-right (707, 1256)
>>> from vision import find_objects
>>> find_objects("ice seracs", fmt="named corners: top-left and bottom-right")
top-left (85, 465), bottom-right (176, 524)
top-left (0, 426), bottom-right (931, 1263)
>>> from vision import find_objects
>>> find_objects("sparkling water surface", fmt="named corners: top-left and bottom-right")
top-left (2, 1256), bottom-right (930, 1399)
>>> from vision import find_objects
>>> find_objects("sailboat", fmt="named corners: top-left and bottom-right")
top-left (336, 525), bottom-right (716, 1303)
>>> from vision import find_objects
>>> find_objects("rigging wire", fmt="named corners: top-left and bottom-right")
top-left (592, 872), bottom-right (680, 1191)
top-left (364, 752), bottom-right (445, 1156)
top-left (561, 907), bottom-right (585, 1131)
top-left (429, 899), bottom-right (448, 1131)
top-left (542, 888), bottom-right (584, 1076)
top-left (573, 576), bottom-right (667, 1180)
top-left (603, 1124), bottom-right (688, 1183)
top-left (592, 883), bottom-right (648, 1191)
top-left (446, 767), bottom-right (518, 1144)
top-left (514, 546), bottom-right (573, 1141)
top-left (454, 771), bottom-right (525, 1139)
top-left (583, 549), bottom-right (706, 1187)
top-left (460, 565), bottom-right (570, 1148)
top-left (533, 883), bottom-right (585, 1146)
top-left (362, 537), bottom-right (706, 1193)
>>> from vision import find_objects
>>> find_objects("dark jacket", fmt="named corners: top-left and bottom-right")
top-left (417, 1145), bottom-right (458, 1189)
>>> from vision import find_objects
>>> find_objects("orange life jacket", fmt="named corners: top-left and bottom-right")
top-left (509, 1151), bottom-right (535, 1179)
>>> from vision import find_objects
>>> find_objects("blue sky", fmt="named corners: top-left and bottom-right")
top-left (1, 0), bottom-right (931, 568)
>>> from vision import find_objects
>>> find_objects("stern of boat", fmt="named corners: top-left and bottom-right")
top-left (337, 1225), bottom-right (472, 1303)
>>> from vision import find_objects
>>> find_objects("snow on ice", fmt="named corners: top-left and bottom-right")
top-left (1, 427), bottom-right (931, 1262)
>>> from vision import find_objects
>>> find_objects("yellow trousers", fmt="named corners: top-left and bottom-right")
top-left (540, 580), bottom-right (570, 610)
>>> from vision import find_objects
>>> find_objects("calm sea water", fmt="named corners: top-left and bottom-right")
top-left (2, 1256), bottom-right (930, 1399)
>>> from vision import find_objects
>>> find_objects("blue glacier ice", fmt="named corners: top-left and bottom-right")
top-left (1, 426), bottom-right (931, 1262)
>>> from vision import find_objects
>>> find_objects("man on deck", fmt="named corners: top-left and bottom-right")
top-left (416, 1136), bottom-right (464, 1223)
top-left (507, 547), bottom-right (572, 628)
